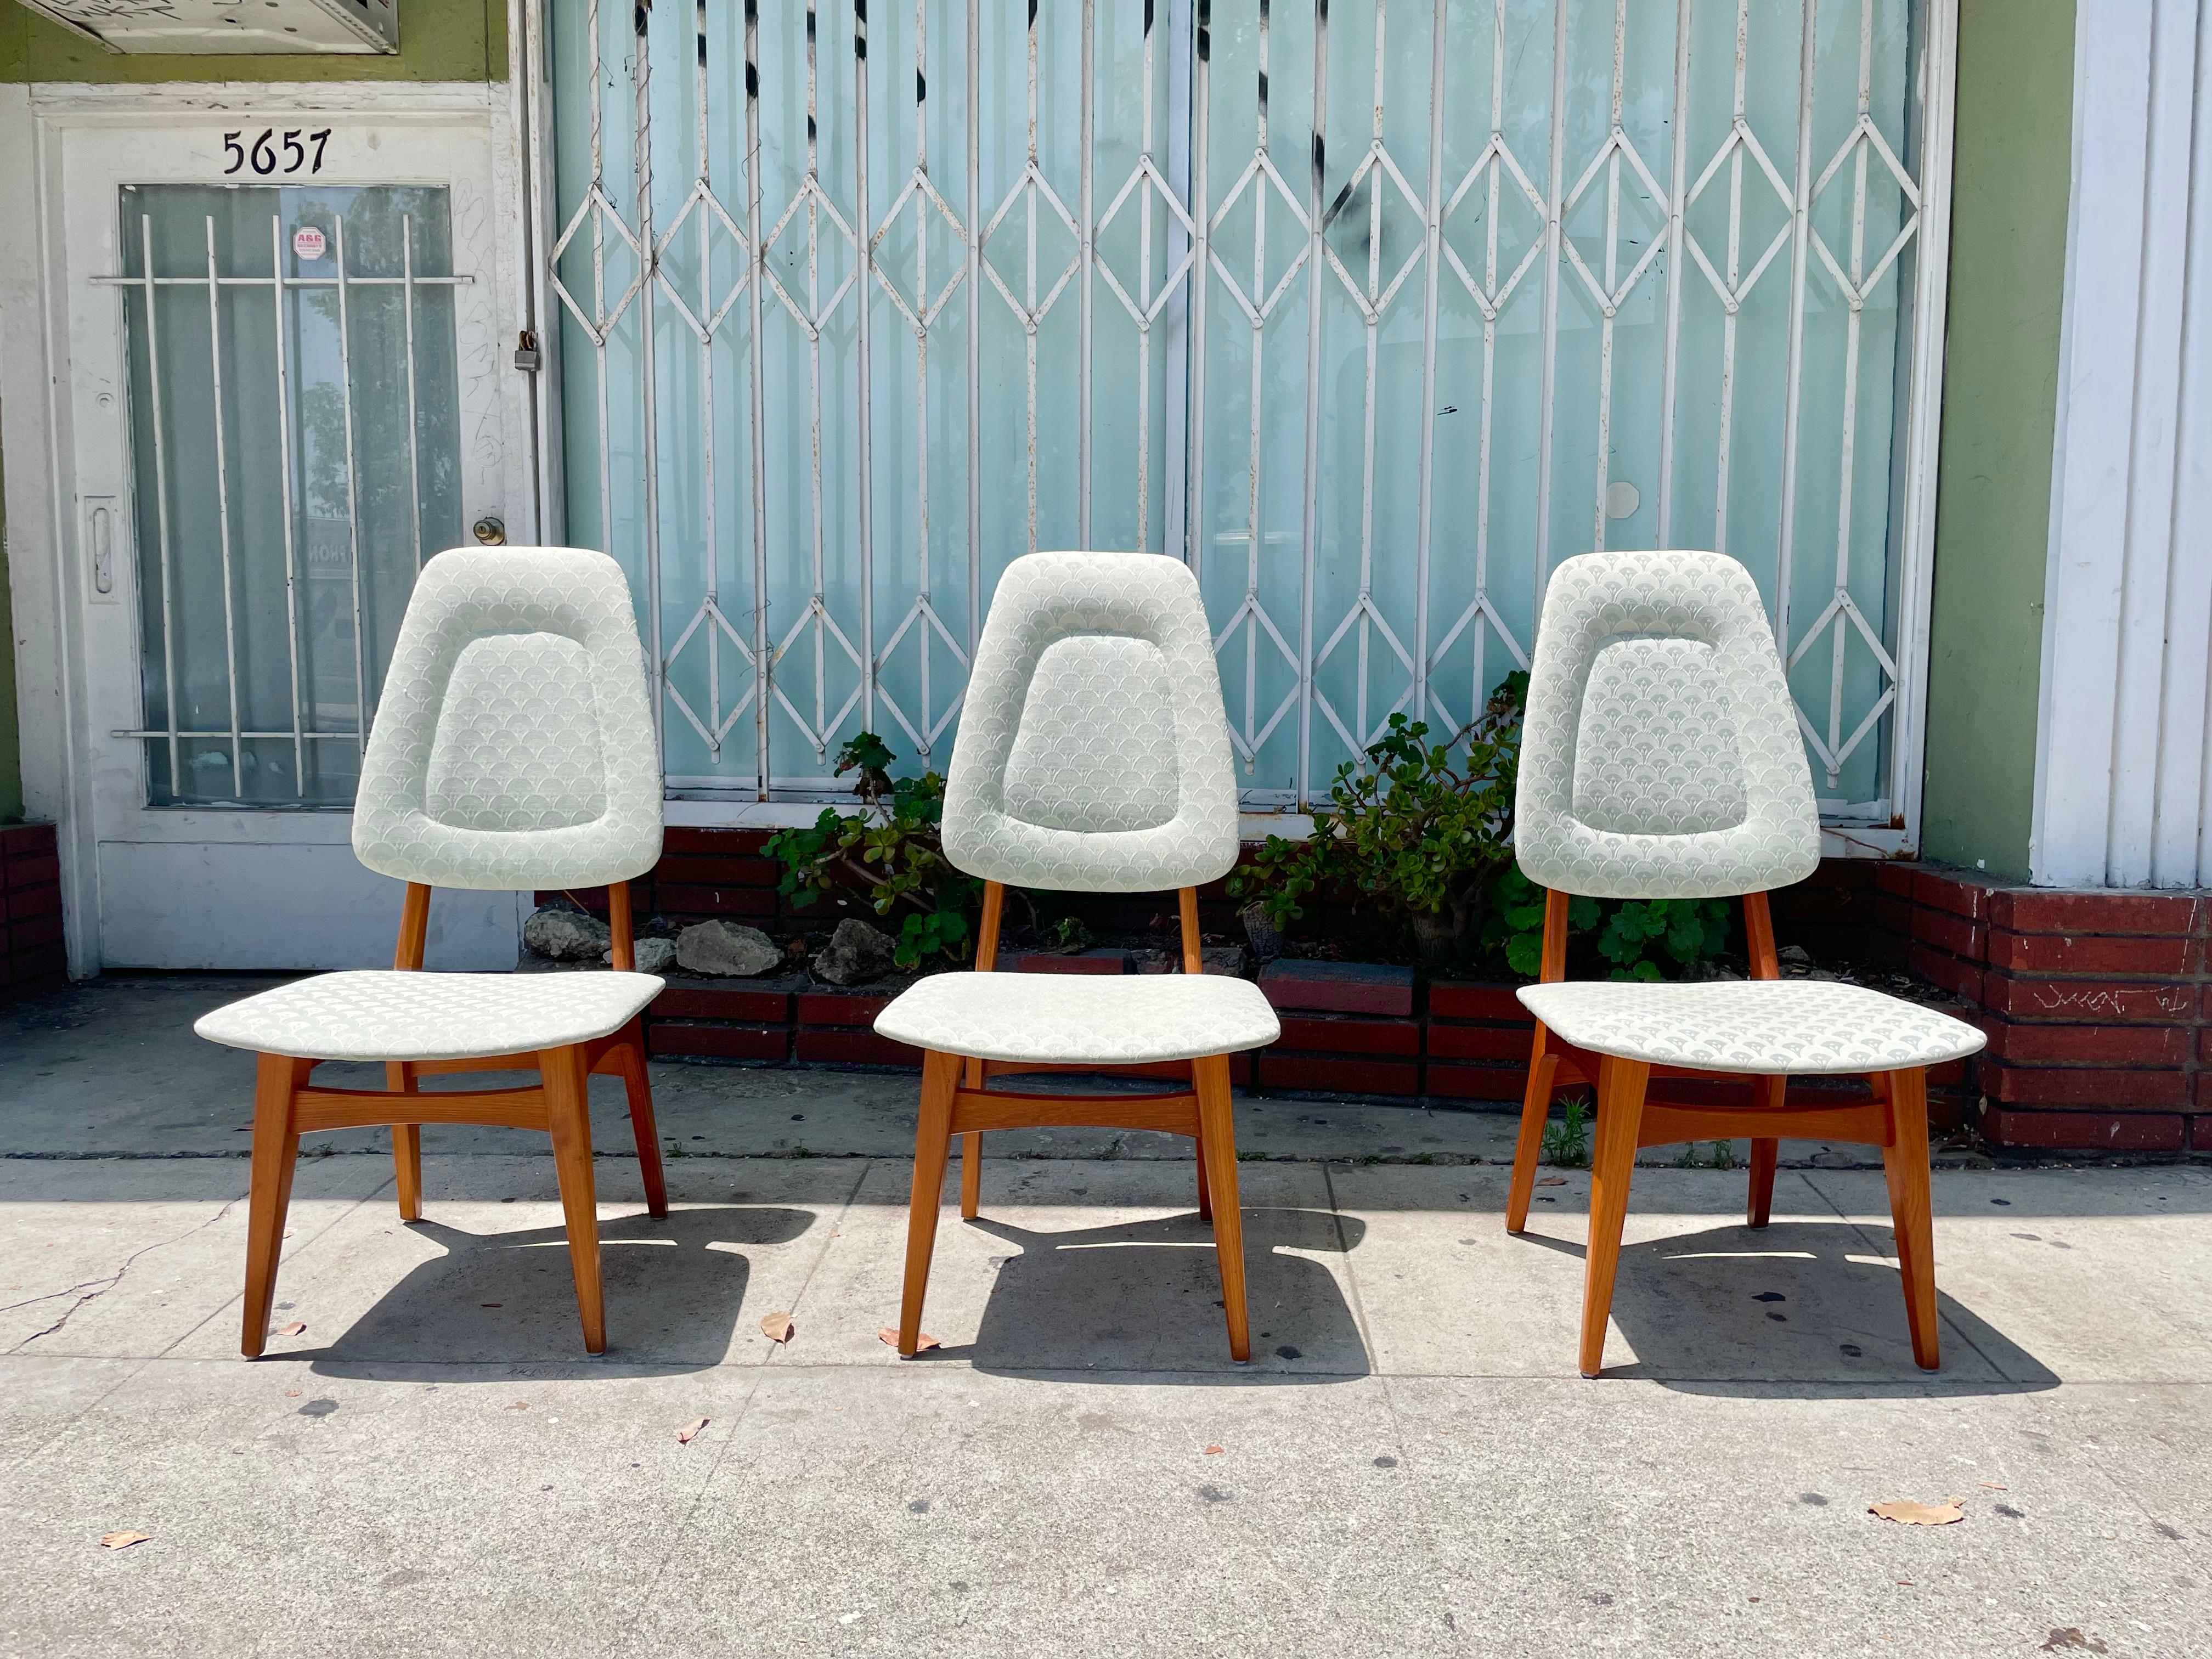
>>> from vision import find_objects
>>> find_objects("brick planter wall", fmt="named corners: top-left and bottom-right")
top-left (2, 823), bottom-right (66, 1003)
top-left (555, 828), bottom-right (2202, 1155)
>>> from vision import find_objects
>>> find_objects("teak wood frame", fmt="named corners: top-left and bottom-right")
top-left (896, 881), bottom-right (1250, 1361)
top-left (1507, 888), bottom-right (1939, 1378)
top-left (239, 882), bottom-right (668, 1358)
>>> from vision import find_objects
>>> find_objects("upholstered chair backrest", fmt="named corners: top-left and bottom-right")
top-left (1514, 549), bottom-right (1819, 900)
top-left (942, 551), bottom-right (1239, 893)
top-left (351, 546), bottom-right (663, 891)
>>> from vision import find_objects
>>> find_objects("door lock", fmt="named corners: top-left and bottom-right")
top-left (85, 496), bottom-right (119, 601)
top-left (472, 515), bottom-right (507, 546)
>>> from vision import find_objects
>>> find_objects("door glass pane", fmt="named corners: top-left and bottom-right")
top-left (119, 182), bottom-right (462, 808)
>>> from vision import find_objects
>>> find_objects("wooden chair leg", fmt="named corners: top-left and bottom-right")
top-left (1193, 1053), bottom-right (1250, 1363)
top-left (960, 1132), bottom-right (983, 1220)
top-left (1745, 1074), bottom-right (1784, 1227)
top-left (541, 1044), bottom-right (607, 1355)
top-left (1506, 1041), bottom-right (1560, 1233)
top-left (1579, 1057), bottom-right (1650, 1378)
top-left (612, 1023), bottom-right (669, 1218)
top-left (898, 1050), bottom-right (961, 1356)
top-left (241, 1054), bottom-right (307, 1358)
top-left (386, 1062), bottom-right (422, 1223)
top-left (1881, 1066), bottom-right (1940, 1371)
top-left (1194, 1130), bottom-right (1214, 1222)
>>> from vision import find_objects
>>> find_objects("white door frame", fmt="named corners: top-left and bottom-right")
top-left (1, 80), bottom-right (534, 973)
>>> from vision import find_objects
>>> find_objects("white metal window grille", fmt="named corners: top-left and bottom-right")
top-left (97, 184), bottom-right (467, 808)
top-left (533, 0), bottom-right (1952, 830)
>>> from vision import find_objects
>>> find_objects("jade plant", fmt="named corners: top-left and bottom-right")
top-left (762, 733), bottom-right (981, 968)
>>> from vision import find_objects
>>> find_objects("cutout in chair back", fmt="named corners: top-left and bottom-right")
top-left (1571, 637), bottom-right (1747, 836)
top-left (424, 633), bottom-right (610, 832)
top-left (1515, 549), bottom-right (1818, 900)
top-left (352, 546), bottom-right (662, 892)
top-left (1002, 634), bottom-right (1181, 833)
top-left (942, 550), bottom-right (1238, 893)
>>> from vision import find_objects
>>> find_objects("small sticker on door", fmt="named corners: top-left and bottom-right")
top-left (292, 226), bottom-right (328, 262)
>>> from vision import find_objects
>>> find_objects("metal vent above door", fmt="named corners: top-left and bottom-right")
top-left (21, 0), bottom-right (398, 54)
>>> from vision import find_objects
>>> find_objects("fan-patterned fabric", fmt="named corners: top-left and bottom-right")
top-left (352, 547), bottom-right (663, 891)
top-left (942, 551), bottom-right (1239, 892)
top-left (875, 971), bottom-right (1280, 1063)
top-left (1517, 980), bottom-right (1987, 1075)
top-left (195, 969), bottom-right (664, 1062)
top-left (1516, 550), bottom-right (1819, 900)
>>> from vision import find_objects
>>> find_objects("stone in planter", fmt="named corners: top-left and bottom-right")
top-left (814, 917), bottom-right (898, 986)
top-left (1239, 902), bottom-right (1284, 963)
top-left (604, 936), bottom-right (678, 975)
top-left (675, 920), bottom-right (783, 978)
top-left (524, 905), bottom-right (612, 963)
top-left (1200, 944), bottom-right (1251, 978)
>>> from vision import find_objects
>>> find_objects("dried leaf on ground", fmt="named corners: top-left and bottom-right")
top-left (1537, 1176), bottom-right (1568, 1187)
top-left (505, 1401), bottom-right (530, 1412)
top-left (759, 1312), bottom-right (795, 1344)
top-left (99, 1531), bottom-right (151, 1550)
top-left (2041, 1631), bottom-right (2108, 1654)
top-left (1868, 1498), bottom-right (1965, 1526)
top-left (878, 1327), bottom-right (940, 1352)
top-left (1977, 1481), bottom-right (2008, 1490)
top-left (284, 1389), bottom-right (301, 1399)
top-left (1203, 1445), bottom-right (1224, 1455)
top-left (276, 1322), bottom-right (306, 1337)
top-left (676, 1417), bottom-right (709, 1445)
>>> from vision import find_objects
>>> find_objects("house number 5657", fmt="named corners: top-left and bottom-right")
top-left (222, 128), bottom-right (332, 177)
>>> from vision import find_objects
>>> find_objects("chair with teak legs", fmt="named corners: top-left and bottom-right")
top-left (872, 551), bottom-right (1281, 1362)
top-left (193, 546), bottom-right (670, 1357)
top-left (1502, 550), bottom-right (1985, 1378)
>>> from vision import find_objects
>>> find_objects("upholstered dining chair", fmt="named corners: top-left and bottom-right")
top-left (194, 546), bottom-right (669, 1357)
top-left (1505, 549), bottom-right (1985, 1378)
top-left (873, 551), bottom-right (1280, 1361)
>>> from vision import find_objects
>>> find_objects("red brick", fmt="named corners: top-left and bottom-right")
top-left (1984, 930), bottom-right (2194, 975)
top-left (8, 943), bottom-right (67, 985)
top-left (1424, 1062), bottom-right (1528, 1102)
top-left (1928, 1057), bottom-right (1969, 1088)
top-left (1875, 862), bottom-right (1917, 900)
top-left (1908, 944), bottom-right (1984, 1004)
top-left (0, 823), bottom-right (56, 859)
top-left (661, 826), bottom-right (775, 855)
top-left (656, 853), bottom-right (781, 888)
top-left (1426, 981), bottom-right (1529, 1022)
top-left (1985, 974), bottom-right (2194, 1024)
top-left (1911, 867), bottom-right (2002, 922)
top-left (797, 991), bottom-right (894, 1028)
top-left (795, 1029), bottom-right (920, 1067)
top-left (1874, 894), bottom-right (1914, 940)
top-left (1979, 1107), bottom-right (2186, 1153)
top-left (2193, 1116), bottom-right (2212, 1153)
top-left (648, 1023), bottom-right (791, 1062)
top-left (1988, 889), bottom-right (2201, 936)
top-left (7, 881), bottom-right (59, 920)
top-left (3, 855), bottom-right (58, 891)
top-left (1986, 1021), bottom-right (2191, 1065)
top-left (1255, 1053), bottom-right (1418, 1096)
top-left (654, 883), bottom-right (777, 918)
top-left (1647, 1075), bottom-right (1868, 1109)
top-left (1014, 950), bottom-right (1130, 975)
top-left (1426, 1021), bottom-right (1535, 1062)
top-left (653, 985), bottom-right (793, 1023)
top-left (1910, 906), bottom-right (1985, 961)
top-left (1258, 960), bottom-right (1414, 1016)
top-left (1983, 1064), bottom-right (2188, 1108)
top-left (1274, 1014), bottom-right (1419, 1057)
top-left (8, 915), bottom-right (64, 952)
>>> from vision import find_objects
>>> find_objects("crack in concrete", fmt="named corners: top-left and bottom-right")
top-left (5, 1197), bottom-right (242, 1354)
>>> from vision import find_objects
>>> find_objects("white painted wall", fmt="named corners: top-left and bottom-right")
top-left (2034, 0), bottom-right (2212, 888)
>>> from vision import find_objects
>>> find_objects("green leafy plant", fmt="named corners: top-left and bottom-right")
top-left (1489, 865), bottom-right (1734, 983)
top-left (1541, 1099), bottom-right (1590, 1169)
top-left (1045, 916), bottom-right (1094, 953)
top-left (1227, 673), bottom-right (1527, 961)
top-left (762, 733), bottom-right (981, 968)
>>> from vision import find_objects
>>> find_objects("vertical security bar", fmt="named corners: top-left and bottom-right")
top-left (746, 0), bottom-right (773, 795)
top-left (202, 217), bottom-right (246, 798)
top-left (332, 216), bottom-right (371, 760)
top-left (139, 215), bottom-right (183, 794)
top-left (402, 216), bottom-right (425, 573)
top-left (269, 215), bottom-right (307, 793)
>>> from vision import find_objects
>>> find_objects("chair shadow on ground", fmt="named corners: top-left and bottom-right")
top-left (1515, 1219), bottom-right (2058, 1395)
top-left (303, 1205), bottom-right (815, 1379)
top-left (917, 1205), bottom-right (1371, 1382)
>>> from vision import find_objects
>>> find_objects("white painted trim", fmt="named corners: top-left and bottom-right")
top-left (2033, 0), bottom-right (2212, 888)
top-left (27, 80), bottom-right (498, 117)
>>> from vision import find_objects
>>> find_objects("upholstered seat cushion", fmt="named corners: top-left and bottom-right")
top-left (1516, 980), bottom-right (1986, 1076)
top-left (875, 972), bottom-right (1280, 1064)
top-left (194, 970), bottom-right (664, 1063)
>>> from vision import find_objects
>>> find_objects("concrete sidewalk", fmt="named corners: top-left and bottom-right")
top-left (3, 978), bottom-right (2210, 1658)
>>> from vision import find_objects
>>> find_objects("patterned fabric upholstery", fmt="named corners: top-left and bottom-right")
top-left (1517, 980), bottom-right (1986, 1076)
top-left (1516, 550), bottom-right (1820, 900)
top-left (941, 551), bottom-right (1239, 892)
top-left (875, 972), bottom-right (1280, 1063)
top-left (195, 969), bottom-right (663, 1062)
top-left (352, 547), bottom-right (663, 891)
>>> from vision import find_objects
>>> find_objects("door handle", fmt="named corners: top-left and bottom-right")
top-left (85, 496), bottom-right (119, 601)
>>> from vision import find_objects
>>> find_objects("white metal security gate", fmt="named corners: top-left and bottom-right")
top-left (524, 0), bottom-right (1953, 836)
